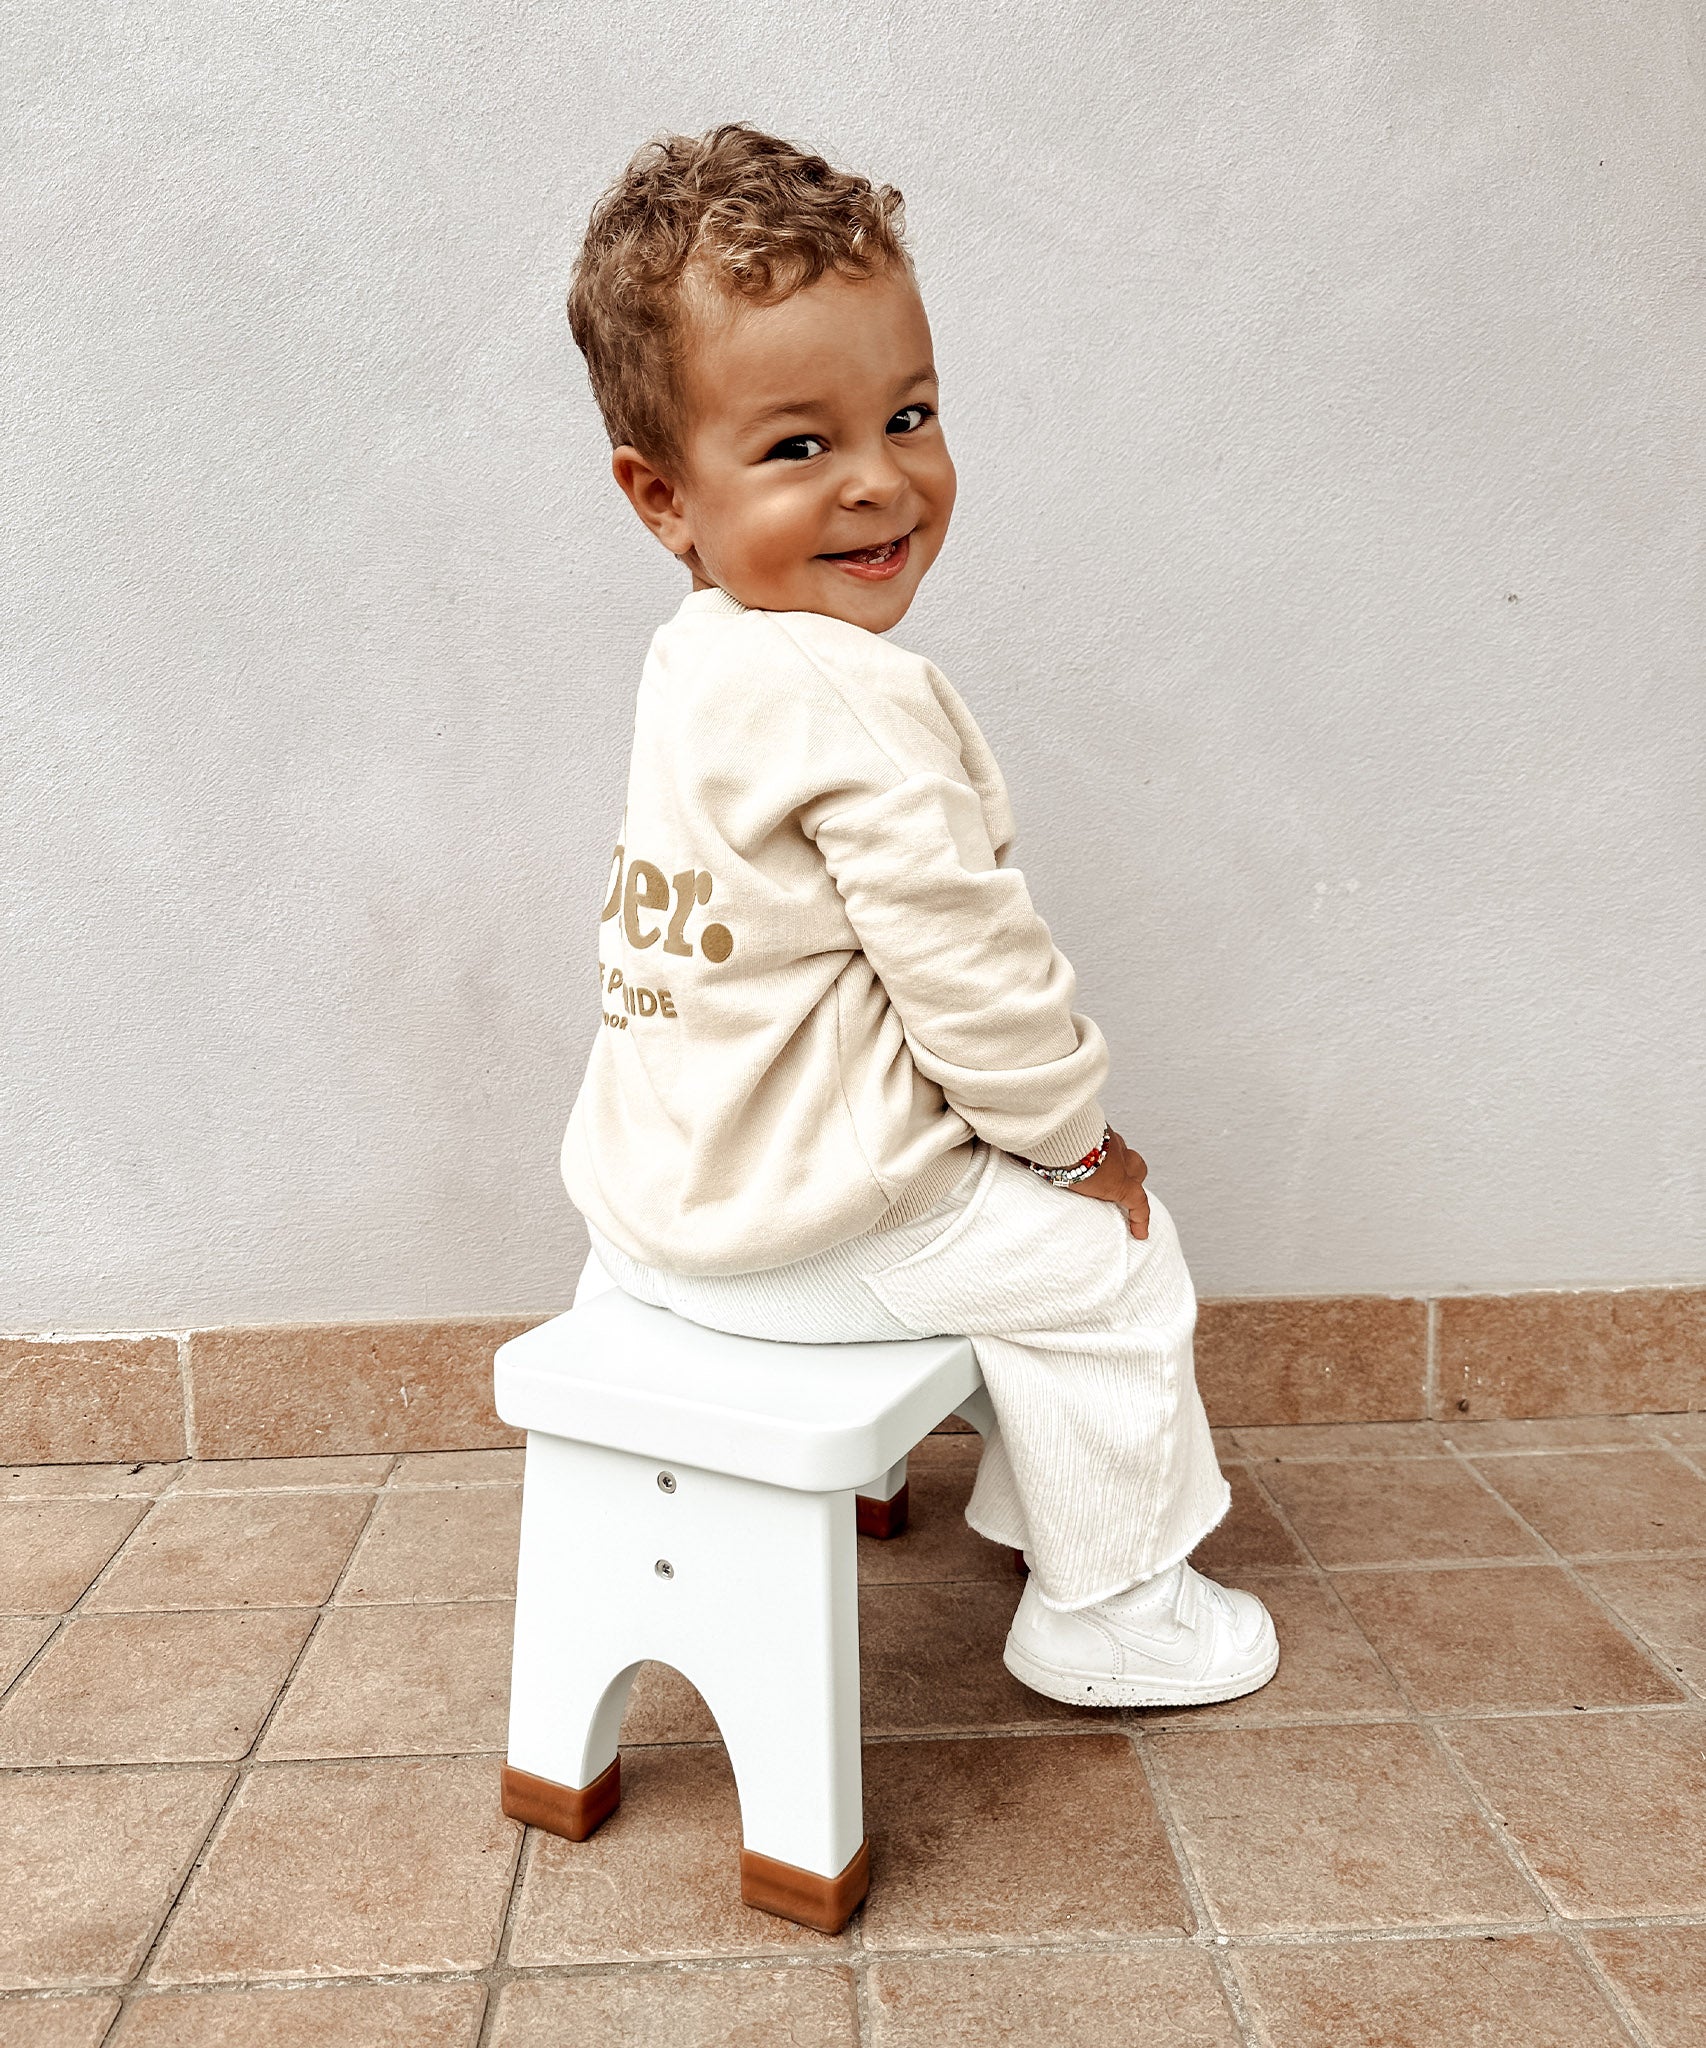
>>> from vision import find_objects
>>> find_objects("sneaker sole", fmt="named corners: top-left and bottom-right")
top-left (1002, 1631), bottom-right (1281, 1710)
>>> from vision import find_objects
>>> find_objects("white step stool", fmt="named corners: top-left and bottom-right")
top-left (493, 1289), bottom-right (986, 1932)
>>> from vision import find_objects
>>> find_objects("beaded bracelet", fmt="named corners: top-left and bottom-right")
top-left (1025, 1125), bottom-right (1113, 1187)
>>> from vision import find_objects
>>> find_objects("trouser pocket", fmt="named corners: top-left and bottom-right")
top-left (866, 1149), bottom-right (1153, 1338)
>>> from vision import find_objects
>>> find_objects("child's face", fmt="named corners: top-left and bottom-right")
top-left (615, 266), bottom-right (955, 631)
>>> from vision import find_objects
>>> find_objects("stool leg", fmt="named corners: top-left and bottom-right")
top-left (953, 1385), bottom-right (996, 1438)
top-left (855, 1454), bottom-right (909, 1539)
top-left (502, 1434), bottom-right (647, 1840)
top-left (690, 1482), bottom-right (868, 1933)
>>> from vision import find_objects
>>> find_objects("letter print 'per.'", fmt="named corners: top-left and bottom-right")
top-left (601, 846), bottom-right (734, 963)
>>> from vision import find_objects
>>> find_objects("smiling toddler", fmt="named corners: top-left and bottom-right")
top-left (560, 124), bottom-right (1278, 1709)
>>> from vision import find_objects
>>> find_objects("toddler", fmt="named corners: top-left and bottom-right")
top-left (560, 124), bottom-right (1277, 1710)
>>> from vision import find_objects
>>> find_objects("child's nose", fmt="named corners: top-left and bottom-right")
top-left (840, 443), bottom-right (908, 507)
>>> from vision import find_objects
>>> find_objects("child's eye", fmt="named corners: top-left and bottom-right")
top-left (887, 404), bottom-right (934, 435)
top-left (763, 434), bottom-right (828, 462)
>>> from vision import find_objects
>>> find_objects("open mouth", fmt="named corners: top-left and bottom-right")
top-left (819, 531), bottom-right (912, 581)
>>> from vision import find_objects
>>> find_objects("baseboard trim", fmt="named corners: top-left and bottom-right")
top-left (2, 1286), bottom-right (1702, 1465)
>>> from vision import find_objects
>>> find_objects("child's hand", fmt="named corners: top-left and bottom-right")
top-left (1066, 1128), bottom-right (1150, 1240)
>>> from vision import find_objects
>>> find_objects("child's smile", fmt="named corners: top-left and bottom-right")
top-left (819, 531), bottom-right (912, 581)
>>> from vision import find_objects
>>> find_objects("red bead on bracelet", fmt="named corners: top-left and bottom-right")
top-left (1025, 1126), bottom-right (1113, 1187)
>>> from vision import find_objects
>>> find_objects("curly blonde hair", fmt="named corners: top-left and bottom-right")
top-left (568, 124), bottom-right (910, 471)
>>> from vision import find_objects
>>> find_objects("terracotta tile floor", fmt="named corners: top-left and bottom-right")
top-left (3, 1424), bottom-right (1705, 2044)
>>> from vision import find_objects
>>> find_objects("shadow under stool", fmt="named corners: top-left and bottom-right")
top-left (492, 1289), bottom-right (987, 1932)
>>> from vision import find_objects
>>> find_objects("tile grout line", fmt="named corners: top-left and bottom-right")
top-left (95, 1771), bottom-right (239, 2048)
top-left (1236, 1459), bottom-right (1374, 1605)
top-left (0, 1458), bottom-right (197, 1715)
top-left (1247, 1430), bottom-right (1702, 1723)
top-left (1315, 1546), bottom-right (1706, 1572)
top-left (854, 1912), bottom-right (1706, 1948)
top-left (90, 1956), bottom-right (846, 2004)
top-left (10, 1689), bottom-right (1701, 1786)
top-left (1440, 1445), bottom-right (1706, 1707)
top-left (451, 1823), bottom-right (861, 2042)
top-left (261, 1467), bottom-right (517, 2043)
top-left (107, 1478), bottom-right (396, 2030)
top-left (1239, 1438), bottom-right (1694, 1464)
top-left (1412, 1713), bottom-right (1659, 2048)
top-left (848, 1909), bottom-right (874, 2048)
top-left (1230, 1444), bottom-right (1659, 2043)
top-left (1395, 1442), bottom-right (1686, 2048)
top-left (1244, 1453), bottom-right (1658, 2045)
top-left (1212, 1949), bottom-right (1270, 2048)
top-left (23, 1921), bottom-right (1706, 2045)
top-left (1216, 1457), bottom-right (1457, 1747)
top-left (1555, 1937), bottom-right (1666, 2048)
top-left (477, 1615), bottom-right (583, 2048)
top-left (1123, 1718), bottom-right (1241, 1934)
top-left (847, 1849), bottom-right (882, 2048)
top-left (177, 1331), bottom-right (197, 1462)
top-left (1424, 1296), bottom-right (1439, 1421)
top-left (469, 1824), bottom-right (535, 2048)
top-left (1125, 1735), bottom-right (1263, 2048)
top-left (1655, 1434), bottom-right (1706, 1489)
top-left (25, 1907), bottom-right (1706, 2007)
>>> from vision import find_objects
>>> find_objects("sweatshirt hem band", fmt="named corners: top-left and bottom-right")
top-left (864, 1141), bottom-right (981, 1234)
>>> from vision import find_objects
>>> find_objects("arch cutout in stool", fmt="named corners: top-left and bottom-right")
top-left (495, 1654), bottom-right (875, 1932)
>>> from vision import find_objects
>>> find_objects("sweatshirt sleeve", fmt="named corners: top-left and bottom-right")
top-left (811, 769), bottom-right (1110, 1165)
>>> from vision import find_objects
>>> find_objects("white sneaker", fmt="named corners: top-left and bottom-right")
top-left (1003, 1561), bottom-right (1279, 1709)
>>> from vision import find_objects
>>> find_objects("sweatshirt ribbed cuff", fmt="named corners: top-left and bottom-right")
top-left (1019, 1100), bottom-right (1110, 1171)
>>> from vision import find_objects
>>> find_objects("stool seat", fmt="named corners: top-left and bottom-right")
top-left (495, 1291), bottom-right (978, 1491)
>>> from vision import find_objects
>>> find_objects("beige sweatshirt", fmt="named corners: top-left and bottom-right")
top-left (561, 586), bottom-right (1109, 1275)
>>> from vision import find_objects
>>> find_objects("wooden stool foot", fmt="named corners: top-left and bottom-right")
top-left (739, 1838), bottom-right (870, 1932)
top-left (501, 1757), bottom-right (620, 1841)
top-left (855, 1481), bottom-right (909, 1539)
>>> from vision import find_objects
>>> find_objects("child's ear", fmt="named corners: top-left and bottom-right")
top-left (611, 445), bottom-right (693, 558)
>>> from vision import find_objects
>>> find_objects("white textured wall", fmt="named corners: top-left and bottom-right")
top-left (6, 0), bottom-right (1703, 1325)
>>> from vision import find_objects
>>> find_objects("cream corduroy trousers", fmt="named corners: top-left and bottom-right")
top-left (578, 1142), bottom-right (1230, 1610)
